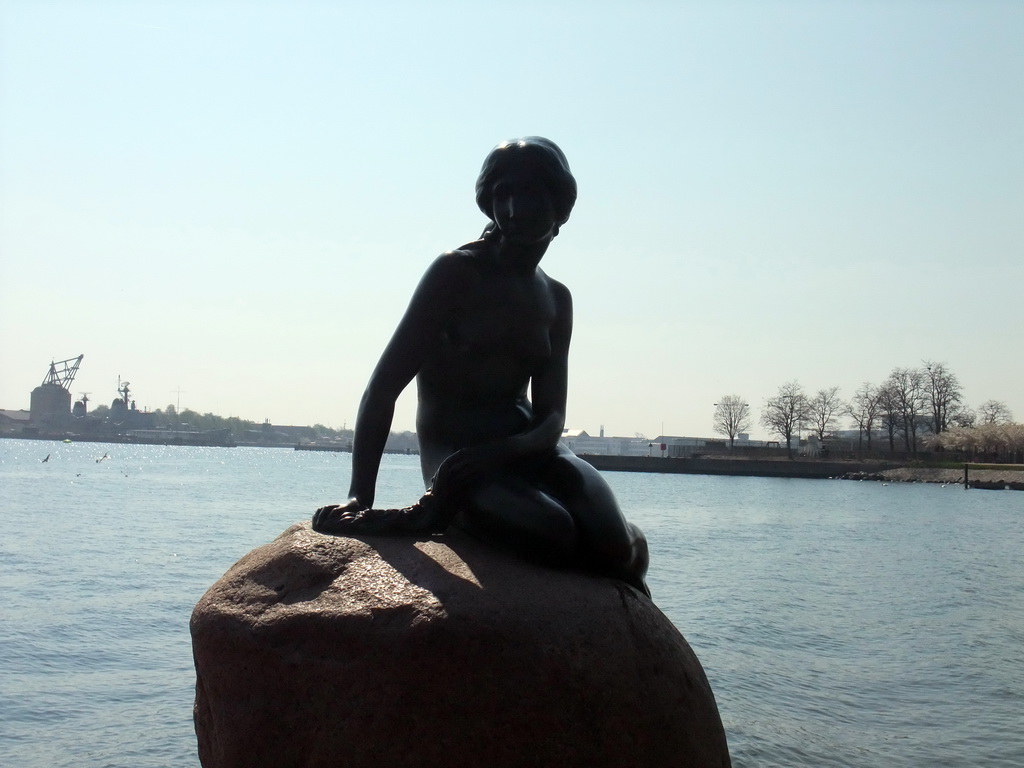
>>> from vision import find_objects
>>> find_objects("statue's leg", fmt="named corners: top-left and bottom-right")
top-left (455, 474), bottom-right (578, 567)
top-left (537, 449), bottom-right (651, 597)
top-left (454, 450), bottom-right (650, 596)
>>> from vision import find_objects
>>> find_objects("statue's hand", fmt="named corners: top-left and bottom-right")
top-left (312, 494), bottom-right (449, 536)
top-left (312, 498), bottom-right (366, 532)
top-left (432, 445), bottom-right (504, 498)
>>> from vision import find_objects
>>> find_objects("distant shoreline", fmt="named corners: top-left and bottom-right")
top-left (579, 454), bottom-right (1024, 490)
top-left (0, 433), bottom-right (416, 453)
top-left (875, 465), bottom-right (1023, 490)
top-left (1, 431), bottom-right (237, 448)
top-left (5, 435), bottom-right (1019, 490)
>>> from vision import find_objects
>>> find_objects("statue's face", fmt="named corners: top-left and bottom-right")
top-left (490, 165), bottom-right (557, 245)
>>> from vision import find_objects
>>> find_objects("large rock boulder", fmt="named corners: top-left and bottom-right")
top-left (191, 522), bottom-right (731, 768)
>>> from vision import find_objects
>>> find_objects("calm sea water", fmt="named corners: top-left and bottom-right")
top-left (1, 438), bottom-right (1022, 767)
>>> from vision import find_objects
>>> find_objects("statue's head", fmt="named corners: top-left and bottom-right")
top-left (475, 137), bottom-right (577, 234)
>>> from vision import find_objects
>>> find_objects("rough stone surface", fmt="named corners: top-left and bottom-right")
top-left (191, 522), bottom-right (731, 768)
top-left (879, 466), bottom-right (1024, 490)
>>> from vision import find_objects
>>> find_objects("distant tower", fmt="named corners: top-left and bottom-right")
top-left (30, 355), bottom-right (83, 431)
top-left (72, 392), bottom-right (90, 418)
top-left (600, 424), bottom-right (605, 438)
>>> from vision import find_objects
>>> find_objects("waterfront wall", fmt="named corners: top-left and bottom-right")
top-left (579, 455), bottom-right (898, 479)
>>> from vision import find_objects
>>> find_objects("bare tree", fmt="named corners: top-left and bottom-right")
top-left (846, 382), bottom-right (881, 452)
top-left (713, 396), bottom-right (751, 449)
top-left (923, 360), bottom-right (965, 434)
top-left (876, 382), bottom-right (900, 452)
top-left (761, 381), bottom-right (811, 458)
top-left (951, 407), bottom-right (976, 429)
top-left (885, 367), bottom-right (928, 453)
top-left (977, 399), bottom-right (1014, 425)
top-left (807, 386), bottom-right (842, 441)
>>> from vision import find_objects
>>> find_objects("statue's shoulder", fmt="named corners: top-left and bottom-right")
top-left (432, 235), bottom-right (486, 261)
top-left (538, 267), bottom-right (573, 308)
top-left (415, 244), bottom-right (484, 295)
top-left (447, 236), bottom-right (488, 259)
top-left (426, 239), bottom-right (488, 278)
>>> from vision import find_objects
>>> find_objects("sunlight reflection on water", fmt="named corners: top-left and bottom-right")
top-left (2, 441), bottom-right (1022, 767)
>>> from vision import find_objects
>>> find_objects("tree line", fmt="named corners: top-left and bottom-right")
top-left (712, 361), bottom-right (1019, 459)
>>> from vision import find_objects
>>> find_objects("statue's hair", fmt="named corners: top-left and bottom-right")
top-left (475, 137), bottom-right (577, 230)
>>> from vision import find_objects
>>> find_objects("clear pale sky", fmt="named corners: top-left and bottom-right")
top-left (2, 1), bottom-right (1021, 441)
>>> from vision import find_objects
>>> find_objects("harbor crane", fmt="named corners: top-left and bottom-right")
top-left (42, 355), bottom-right (84, 390)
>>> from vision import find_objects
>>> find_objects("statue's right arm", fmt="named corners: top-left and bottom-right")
top-left (345, 255), bottom-right (466, 508)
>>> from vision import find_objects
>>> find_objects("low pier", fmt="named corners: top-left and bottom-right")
top-left (579, 455), bottom-right (897, 480)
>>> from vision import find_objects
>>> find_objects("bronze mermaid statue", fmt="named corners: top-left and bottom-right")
top-left (313, 137), bottom-right (650, 596)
